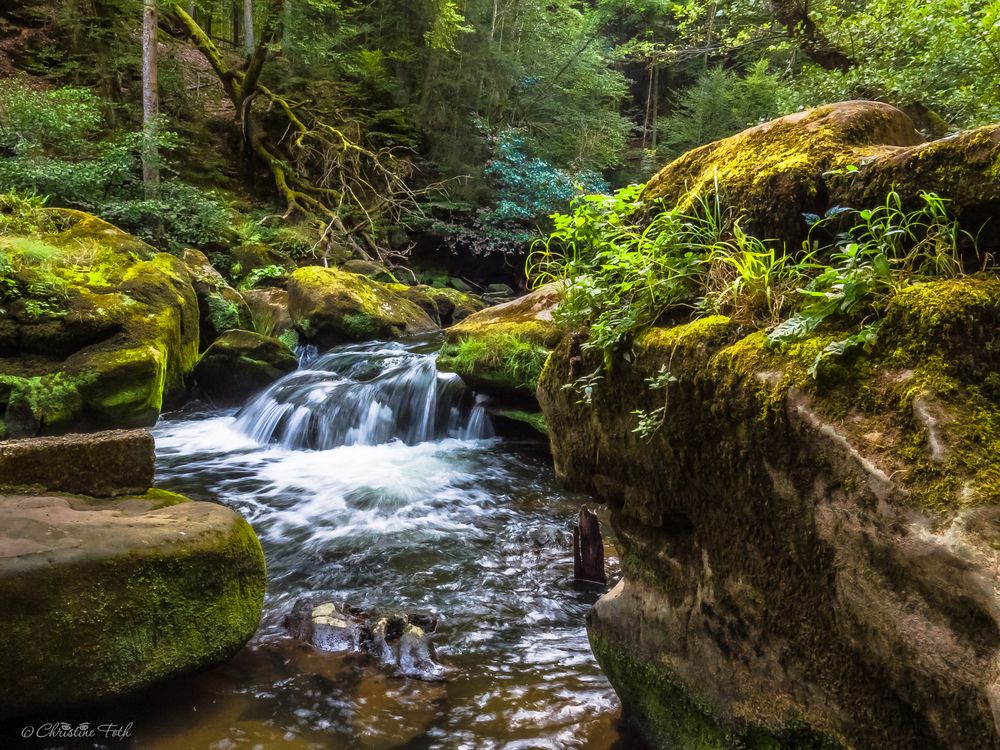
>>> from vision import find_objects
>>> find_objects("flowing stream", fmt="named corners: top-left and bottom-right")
top-left (103, 338), bottom-right (635, 749)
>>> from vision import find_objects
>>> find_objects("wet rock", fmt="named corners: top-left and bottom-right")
top-left (285, 599), bottom-right (451, 681)
top-left (287, 267), bottom-right (437, 348)
top-left (194, 329), bottom-right (298, 406)
top-left (0, 491), bottom-right (266, 718)
top-left (181, 248), bottom-right (252, 347)
top-left (0, 429), bottom-right (153, 497)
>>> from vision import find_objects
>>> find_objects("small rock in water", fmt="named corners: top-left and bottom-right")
top-left (285, 598), bottom-right (453, 681)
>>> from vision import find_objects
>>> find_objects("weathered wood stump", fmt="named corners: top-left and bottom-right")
top-left (573, 505), bottom-right (606, 585)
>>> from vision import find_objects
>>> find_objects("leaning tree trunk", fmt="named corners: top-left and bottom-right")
top-left (142, 0), bottom-right (160, 194)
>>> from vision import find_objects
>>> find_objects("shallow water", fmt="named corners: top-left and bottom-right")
top-left (10, 340), bottom-right (636, 749)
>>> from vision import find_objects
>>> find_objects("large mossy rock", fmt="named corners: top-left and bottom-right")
top-left (643, 101), bottom-right (1000, 247)
top-left (539, 279), bottom-right (1000, 749)
top-left (182, 248), bottom-right (252, 348)
top-left (194, 329), bottom-right (298, 406)
top-left (287, 266), bottom-right (437, 348)
top-left (0, 490), bottom-right (266, 718)
top-left (0, 210), bottom-right (200, 437)
top-left (437, 282), bottom-right (563, 399)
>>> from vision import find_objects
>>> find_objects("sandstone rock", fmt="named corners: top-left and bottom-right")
top-left (242, 286), bottom-right (295, 342)
top-left (0, 210), bottom-right (199, 437)
top-left (181, 248), bottom-right (252, 348)
top-left (194, 329), bottom-right (298, 406)
top-left (540, 280), bottom-right (1000, 749)
top-left (0, 491), bottom-right (266, 718)
top-left (643, 101), bottom-right (924, 244)
top-left (0, 429), bottom-right (153, 496)
top-left (287, 266), bottom-right (437, 349)
top-left (437, 282), bottom-right (563, 399)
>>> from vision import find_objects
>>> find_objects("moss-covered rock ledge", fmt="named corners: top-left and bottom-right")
top-left (539, 278), bottom-right (1000, 749)
top-left (0, 490), bottom-right (266, 719)
top-left (0, 210), bottom-right (200, 437)
top-left (438, 281), bottom-right (564, 400)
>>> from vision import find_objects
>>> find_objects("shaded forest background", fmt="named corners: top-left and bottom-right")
top-left (0, 0), bottom-right (996, 281)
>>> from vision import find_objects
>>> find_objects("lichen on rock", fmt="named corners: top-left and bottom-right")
top-left (0, 210), bottom-right (200, 437)
top-left (287, 266), bottom-right (437, 349)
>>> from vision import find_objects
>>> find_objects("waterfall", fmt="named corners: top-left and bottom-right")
top-left (234, 340), bottom-right (493, 450)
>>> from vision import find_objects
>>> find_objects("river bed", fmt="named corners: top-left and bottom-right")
top-left (16, 340), bottom-right (636, 749)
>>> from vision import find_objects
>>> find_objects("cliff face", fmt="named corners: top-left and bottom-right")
top-left (538, 284), bottom-right (1000, 749)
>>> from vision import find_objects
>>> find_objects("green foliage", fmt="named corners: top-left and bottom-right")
top-left (534, 185), bottom-right (976, 393)
top-left (769, 192), bottom-right (971, 348)
top-left (239, 265), bottom-right (288, 290)
top-left (528, 184), bottom-right (716, 357)
top-left (658, 63), bottom-right (799, 159)
top-left (794, 0), bottom-right (1000, 127)
top-left (0, 80), bottom-right (229, 251)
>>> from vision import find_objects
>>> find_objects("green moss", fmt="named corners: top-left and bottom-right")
top-left (288, 266), bottom-right (436, 347)
top-left (494, 409), bottom-right (549, 435)
top-left (206, 292), bottom-right (242, 336)
top-left (590, 632), bottom-right (729, 749)
top-left (439, 333), bottom-right (551, 396)
top-left (642, 102), bottom-right (922, 242)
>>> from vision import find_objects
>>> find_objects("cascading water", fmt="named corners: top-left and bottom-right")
top-left (235, 340), bottom-right (493, 449)
top-left (84, 337), bottom-right (636, 750)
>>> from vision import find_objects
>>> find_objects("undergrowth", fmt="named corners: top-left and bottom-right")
top-left (527, 183), bottom-right (988, 434)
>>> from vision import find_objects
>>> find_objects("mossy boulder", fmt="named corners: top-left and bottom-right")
top-left (194, 329), bottom-right (298, 406)
top-left (538, 278), bottom-right (1000, 749)
top-left (836, 123), bottom-right (1000, 248)
top-left (182, 248), bottom-right (252, 348)
top-left (340, 258), bottom-right (398, 283)
top-left (644, 101), bottom-right (926, 244)
top-left (0, 210), bottom-right (200, 437)
top-left (0, 490), bottom-right (266, 718)
top-left (397, 284), bottom-right (486, 327)
top-left (287, 266), bottom-right (437, 348)
top-left (438, 282), bottom-right (563, 399)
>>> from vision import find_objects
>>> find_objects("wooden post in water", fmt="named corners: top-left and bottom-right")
top-left (573, 506), bottom-right (606, 585)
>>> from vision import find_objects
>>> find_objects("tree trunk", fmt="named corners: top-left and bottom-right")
top-left (142, 0), bottom-right (160, 195)
top-left (243, 0), bottom-right (255, 54)
top-left (769, 0), bottom-right (853, 72)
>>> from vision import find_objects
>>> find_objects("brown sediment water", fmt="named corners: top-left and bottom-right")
top-left (30, 339), bottom-right (636, 750)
